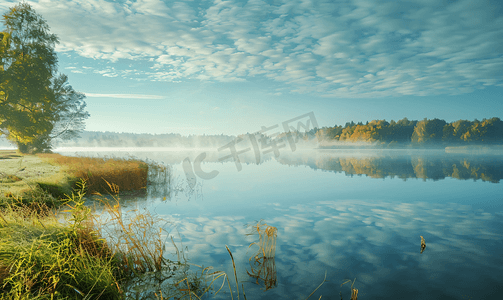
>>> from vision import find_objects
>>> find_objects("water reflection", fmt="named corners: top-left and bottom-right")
top-left (57, 148), bottom-right (503, 184)
top-left (277, 150), bottom-right (503, 182)
top-left (55, 148), bottom-right (503, 299)
top-left (161, 200), bottom-right (503, 299)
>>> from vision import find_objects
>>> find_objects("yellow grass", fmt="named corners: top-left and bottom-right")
top-left (249, 220), bottom-right (277, 259)
top-left (37, 153), bottom-right (149, 194)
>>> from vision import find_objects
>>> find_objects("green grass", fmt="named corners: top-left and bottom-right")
top-left (0, 150), bottom-right (67, 207)
top-left (0, 182), bottom-right (123, 299)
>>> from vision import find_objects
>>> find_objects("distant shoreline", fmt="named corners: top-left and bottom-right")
top-left (318, 144), bottom-right (503, 151)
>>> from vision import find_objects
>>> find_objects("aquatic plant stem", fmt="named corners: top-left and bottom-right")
top-left (304, 271), bottom-right (327, 300)
top-left (226, 245), bottom-right (240, 300)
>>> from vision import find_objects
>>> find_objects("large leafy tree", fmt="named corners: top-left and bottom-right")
top-left (0, 2), bottom-right (89, 153)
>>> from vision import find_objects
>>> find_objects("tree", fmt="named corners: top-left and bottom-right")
top-left (480, 117), bottom-right (503, 143)
top-left (0, 2), bottom-right (88, 153)
top-left (411, 118), bottom-right (447, 145)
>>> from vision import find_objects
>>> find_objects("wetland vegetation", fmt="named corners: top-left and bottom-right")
top-left (1, 150), bottom-right (351, 299)
top-left (0, 150), bottom-right (216, 299)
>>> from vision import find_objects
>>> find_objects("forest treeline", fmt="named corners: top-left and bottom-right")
top-left (12, 117), bottom-right (501, 149)
top-left (311, 117), bottom-right (503, 146)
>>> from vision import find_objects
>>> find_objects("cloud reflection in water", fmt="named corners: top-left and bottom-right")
top-left (158, 199), bottom-right (503, 299)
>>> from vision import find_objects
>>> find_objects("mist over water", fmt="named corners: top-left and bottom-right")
top-left (54, 147), bottom-right (503, 299)
top-left (56, 146), bottom-right (503, 182)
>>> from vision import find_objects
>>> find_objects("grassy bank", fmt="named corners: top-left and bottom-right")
top-left (0, 150), bottom-right (158, 207)
top-left (0, 151), bottom-right (223, 299)
top-left (0, 181), bottom-right (210, 299)
top-left (0, 194), bottom-right (123, 299)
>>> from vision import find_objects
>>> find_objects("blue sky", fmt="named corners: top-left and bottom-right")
top-left (1, 0), bottom-right (503, 135)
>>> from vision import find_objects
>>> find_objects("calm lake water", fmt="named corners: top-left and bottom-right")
top-left (56, 147), bottom-right (503, 300)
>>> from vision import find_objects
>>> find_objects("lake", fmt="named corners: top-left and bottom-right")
top-left (56, 147), bottom-right (503, 300)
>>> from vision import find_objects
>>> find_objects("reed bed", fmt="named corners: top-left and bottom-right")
top-left (93, 180), bottom-right (169, 276)
top-left (37, 153), bottom-right (149, 194)
top-left (92, 180), bottom-right (231, 300)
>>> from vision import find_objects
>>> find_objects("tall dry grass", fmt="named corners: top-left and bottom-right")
top-left (93, 180), bottom-right (233, 300)
top-left (38, 153), bottom-right (149, 194)
top-left (93, 181), bottom-right (169, 276)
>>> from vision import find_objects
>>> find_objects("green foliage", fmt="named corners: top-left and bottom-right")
top-left (411, 118), bottom-right (447, 144)
top-left (0, 2), bottom-right (89, 154)
top-left (0, 187), bottom-right (122, 299)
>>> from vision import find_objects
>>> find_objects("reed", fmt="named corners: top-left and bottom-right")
top-left (226, 245), bottom-right (241, 300)
top-left (93, 180), bottom-right (229, 300)
top-left (249, 220), bottom-right (277, 259)
top-left (246, 221), bottom-right (278, 291)
top-left (0, 178), bottom-right (223, 299)
top-left (340, 278), bottom-right (359, 300)
top-left (93, 180), bottom-right (169, 276)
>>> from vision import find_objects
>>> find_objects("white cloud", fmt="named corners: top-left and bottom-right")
top-left (84, 92), bottom-right (164, 99)
top-left (5, 0), bottom-right (502, 97)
